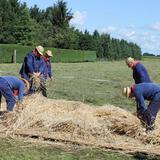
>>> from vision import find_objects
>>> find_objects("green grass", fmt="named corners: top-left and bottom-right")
top-left (142, 56), bottom-right (160, 61)
top-left (48, 60), bottom-right (160, 111)
top-left (0, 60), bottom-right (159, 159)
top-left (0, 138), bottom-right (158, 160)
top-left (0, 138), bottom-right (147, 160)
top-left (0, 60), bottom-right (159, 111)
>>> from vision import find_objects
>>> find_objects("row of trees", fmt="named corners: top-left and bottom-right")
top-left (0, 0), bottom-right (142, 60)
top-left (143, 53), bottom-right (160, 56)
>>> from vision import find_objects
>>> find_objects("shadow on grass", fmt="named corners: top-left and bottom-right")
top-left (133, 152), bottom-right (160, 160)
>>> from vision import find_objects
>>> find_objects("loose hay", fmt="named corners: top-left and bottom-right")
top-left (1, 94), bottom-right (160, 156)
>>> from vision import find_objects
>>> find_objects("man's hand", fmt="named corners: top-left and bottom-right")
top-left (15, 100), bottom-right (25, 112)
top-left (50, 76), bottom-right (55, 81)
top-left (33, 72), bottom-right (40, 76)
top-left (17, 100), bottom-right (24, 106)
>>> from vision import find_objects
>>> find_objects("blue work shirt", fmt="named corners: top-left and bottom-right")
top-left (42, 56), bottom-right (52, 79)
top-left (1, 76), bottom-right (25, 101)
top-left (19, 51), bottom-right (44, 82)
top-left (133, 63), bottom-right (152, 84)
top-left (133, 83), bottom-right (160, 115)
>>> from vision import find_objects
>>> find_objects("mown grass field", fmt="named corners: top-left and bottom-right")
top-left (0, 58), bottom-right (159, 159)
top-left (1, 59), bottom-right (159, 110)
top-left (0, 138), bottom-right (140, 160)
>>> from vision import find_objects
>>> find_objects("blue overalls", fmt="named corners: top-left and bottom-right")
top-left (42, 56), bottom-right (52, 80)
top-left (19, 51), bottom-right (44, 93)
top-left (134, 83), bottom-right (160, 130)
top-left (0, 76), bottom-right (25, 111)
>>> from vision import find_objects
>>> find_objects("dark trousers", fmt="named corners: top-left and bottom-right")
top-left (143, 100), bottom-right (160, 128)
top-left (0, 78), bottom-right (16, 111)
top-left (41, 80), bottom-right (47, 97)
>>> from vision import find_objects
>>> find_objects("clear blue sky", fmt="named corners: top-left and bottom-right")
top-left (20, 0), bottom-right (160, 54)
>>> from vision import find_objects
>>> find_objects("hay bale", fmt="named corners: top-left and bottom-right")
top-left (1, 94), bottom-right (160, 156)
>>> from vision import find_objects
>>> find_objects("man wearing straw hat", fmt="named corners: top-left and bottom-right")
top-left (19, 45), bottom-right (45, 93)
top-left (125, 57), bottom-right (152, 84)
top-left (0, 76), bottom-right (30, 112)
top-left (19, 45), bottom-right (45, 83)
top-left (40, 50), bottom-right (54, 97)
top-left (123, 83), bottom-right (160, 132)
top-left (42, 50), bottom-right (53, 80)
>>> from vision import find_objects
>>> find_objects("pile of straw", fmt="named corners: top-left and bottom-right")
top-left (1, 94), bottom-right (160, 156)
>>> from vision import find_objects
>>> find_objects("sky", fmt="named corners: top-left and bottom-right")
top-left (20, 0), bottom-right (160, 54)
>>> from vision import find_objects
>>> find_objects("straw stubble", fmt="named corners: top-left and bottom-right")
top-left (0, 94), bottom-right (160, 156)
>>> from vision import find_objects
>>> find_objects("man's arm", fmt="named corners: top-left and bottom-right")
top-left (135, 91), bottom-right (147, 116)
top-left (48, 61), bottom-right (53, 78)
top-left (136, 64), bottom-right (148, 83)
top-left (0, 91), bottom-right (2, 109)
top-left (18, 83), bottom-right (25, 101)
top-left (25, 55), bottom-right (34, 74)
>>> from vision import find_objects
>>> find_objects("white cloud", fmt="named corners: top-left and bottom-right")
top-left (126, 31), bottom-right (136, 37)
top-left (151, 22), bottom-right (160, 30)
top-left (70, 11), bottom-right (87, 28)
top-left (99, 25), bottom-right (160, 54)
top-left (101, 26), bottom-right (116, 33)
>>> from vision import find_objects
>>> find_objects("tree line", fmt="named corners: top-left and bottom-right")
top-left (0, 0), bottom-right (142, 60)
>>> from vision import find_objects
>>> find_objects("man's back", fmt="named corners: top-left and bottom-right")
top-left (133, 63), bottom-right (152, 84)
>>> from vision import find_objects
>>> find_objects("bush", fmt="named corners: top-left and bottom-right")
top-left (0, 44), bottom-right (97, 63)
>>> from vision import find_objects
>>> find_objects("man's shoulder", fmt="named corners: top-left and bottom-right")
top-left (26, 52), bottom-right (33, 57)
top-left (135, 62), bottom-right (146, 70)
top-left (136, 62), bottom-right (143, 67)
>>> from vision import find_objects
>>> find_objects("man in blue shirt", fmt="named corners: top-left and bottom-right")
top-left (19, 45), bottom-right (44, 93)
top-left (40, 50), bottom-right (53, 97)
top-left (0, 76), bottom-right (29, 112)
top-left (123, 83), bottom-right (160, 132)
top-left (42, 50), bottom-right (53, 80)
top-left (126, 57), bottom-right (152, 84)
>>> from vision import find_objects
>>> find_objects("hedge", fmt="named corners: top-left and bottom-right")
top-left (0, 44), bottom-right (97, 63)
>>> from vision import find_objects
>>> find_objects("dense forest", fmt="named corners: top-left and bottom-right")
top-left (0, 0), bottom-right (142, 60)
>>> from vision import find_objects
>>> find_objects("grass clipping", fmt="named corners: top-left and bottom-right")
top-left (1, 94), bottom-right (160, 156)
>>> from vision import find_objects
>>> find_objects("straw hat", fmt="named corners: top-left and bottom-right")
top-left (36, 45), bottom-right (44, 55)
top-left (123, 87), bottom-right (131, 98)
top-left (126, 57), bottom-right (134, 64)
top-left (45, 50), bottom-right (53, 57)
top-left (20, 78), bottom-right (30, 92)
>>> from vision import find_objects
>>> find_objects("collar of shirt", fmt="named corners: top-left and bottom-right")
top-left (132, 61), bottom-right (140, 69)
top-left (42, 56), bottom-right (49, 62)
top-left (32, 50), bottom-right (40, 58)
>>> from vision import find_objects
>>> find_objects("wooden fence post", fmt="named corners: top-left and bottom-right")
top-left (12, 49), bottom-right (16, 63)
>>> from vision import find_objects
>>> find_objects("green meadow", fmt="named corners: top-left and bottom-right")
top-left (0, 138), bottom-right (138, 160)
top-left (1, 59), bottom-right (159, 110)
top-left (0, 58), bottom-right (159, 159)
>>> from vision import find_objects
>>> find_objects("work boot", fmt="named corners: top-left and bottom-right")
top-left (146, 115), bottom-right (155, 131)
top-left (0, 111), bottom-right (9, 119)
top-left (146, 123), bottom-right (155, 133)
top-left (0, 111), bottom-right (5, 118)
